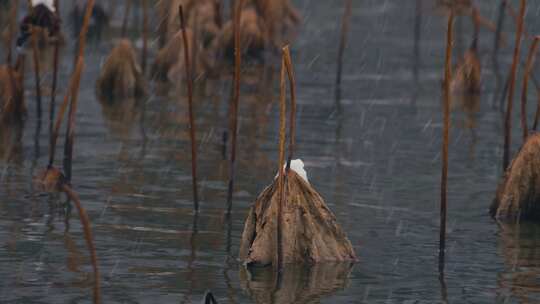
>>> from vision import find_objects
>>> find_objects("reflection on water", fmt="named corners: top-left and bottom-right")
top-left (3, 0), bottom-right (540, 303)
top-left (240, 263), bottom-right (353, 304)
top-left (498, 222), bottom-right (540, 303)
top-left (0, 121), bottom-right (23, 165)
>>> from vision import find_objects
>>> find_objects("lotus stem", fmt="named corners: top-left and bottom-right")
top-left (276, 52), bottom-right (287, 273)
top-left (282, 46), bottom-right (296, 170)
top-left (440, 9), bottom-right (454, 266)
top-left (521, 36), bottom-right (540, 141)
top-left (50, 0), bottom-right (61, 155)
top-left (503, 0), bottom-right (526, 170)
top-left (63, 0), bottom-right (95, 182)
top-left (226, 0), bottom-right (244, 214)
top-left (179, 5), bottom-right (199, 211)
top-left (62, 184), bottom-right (101, 304)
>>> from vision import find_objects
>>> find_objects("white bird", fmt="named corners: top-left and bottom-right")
top-left (275, 159), bottom-right (309, 183)
top-left (32, 0), bottom-right (55, 12)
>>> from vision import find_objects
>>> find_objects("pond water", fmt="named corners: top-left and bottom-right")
top-left (2, 0), bottom-right (540, 303)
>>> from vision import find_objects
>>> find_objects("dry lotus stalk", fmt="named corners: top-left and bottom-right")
top-left (492, 133), bottom-right (540, 220)
top-left (503, 0), bottom-right (526, 171)
top-left (239, 168), bottom-right (357, 266)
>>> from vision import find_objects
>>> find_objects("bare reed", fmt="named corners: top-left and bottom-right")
top-left (63, 0), bottom-right (95, 182)
top-left (521, 36), bottom-right (540, 141)
top-left (283, 46), bottom-right (296, 170)
top-left (179, 5), bottom-right (199, 211)
top-left (440, 9), bottom-right (454, 265)
top-left (226, 0), bottom-right (244, 214)
top-left (27, 7), bottom-right (43, 123)
top-left (62, 184), bottom-right (101, 304)
top-left (503, 0), bottom-right (526, 170)
top-left (50, 0), bottom-right (61, 152)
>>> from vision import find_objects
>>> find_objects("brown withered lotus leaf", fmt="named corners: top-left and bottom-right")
top-left (156, 0), bottom-right (193, 46)
top-left (34, 166), bottom-right (65, 193)
top-left (251, 0), bottom-right (302, 24)
top-left (492, 133), bottom-right (540, 220)
top-left (240, 262), bottom-right (353, 304)
top-left (450, 49), bottom-right (481, 120)
top-left (187, 0), bottom-right (220, 39)
top-left (99, 97), bottom-right (141, 139)
top-left (152, 29), bottom-right (202, 83)
top-left (247, 0), bottom-right (301, 46)
top-left (497, 222), bottom-right (540, 302)
top-left (239, 170), bottom-right (357, 266)
top-left (96, 39), bottom-right (147, 102)
top-left (246, 0), bottom-right (302, 34)
top-left (216, 7), bottom-right (266, 62)
top-left (451, 49), bottom-right (481, 98)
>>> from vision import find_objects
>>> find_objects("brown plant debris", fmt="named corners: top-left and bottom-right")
top-left (187, 0), bottom-right (221, 48)
top-left (152, 29), bottom-right (201, 83)
top-left (156, 0), bottom-right (193, 46)
top-left (239, 170), bottom-right (357, 266)
top-left (240, 262), bottom-right (353, 304)
top-left (492, 133), bottom-right (540, 220)
top-left (450, 48), bottom-right (480, 95)
top-left (34, 166), bottom-right (65, 192)
top-left (96, 39), bottom-right (147, 102)
top-left (450, 49), bottom-right (480, 113)
top-left (248, 0), bottom-right (301, 47)
top-left (33, 166), bottom-right (101, 304)
top-left (216, 7), bottom-right (266, 62)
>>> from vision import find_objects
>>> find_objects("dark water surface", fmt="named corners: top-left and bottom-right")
top-left (2, 0), bottom-right (540, 303)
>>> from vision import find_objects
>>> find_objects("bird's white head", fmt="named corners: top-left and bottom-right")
top-left (32, 0), bottom-right (55, 12)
